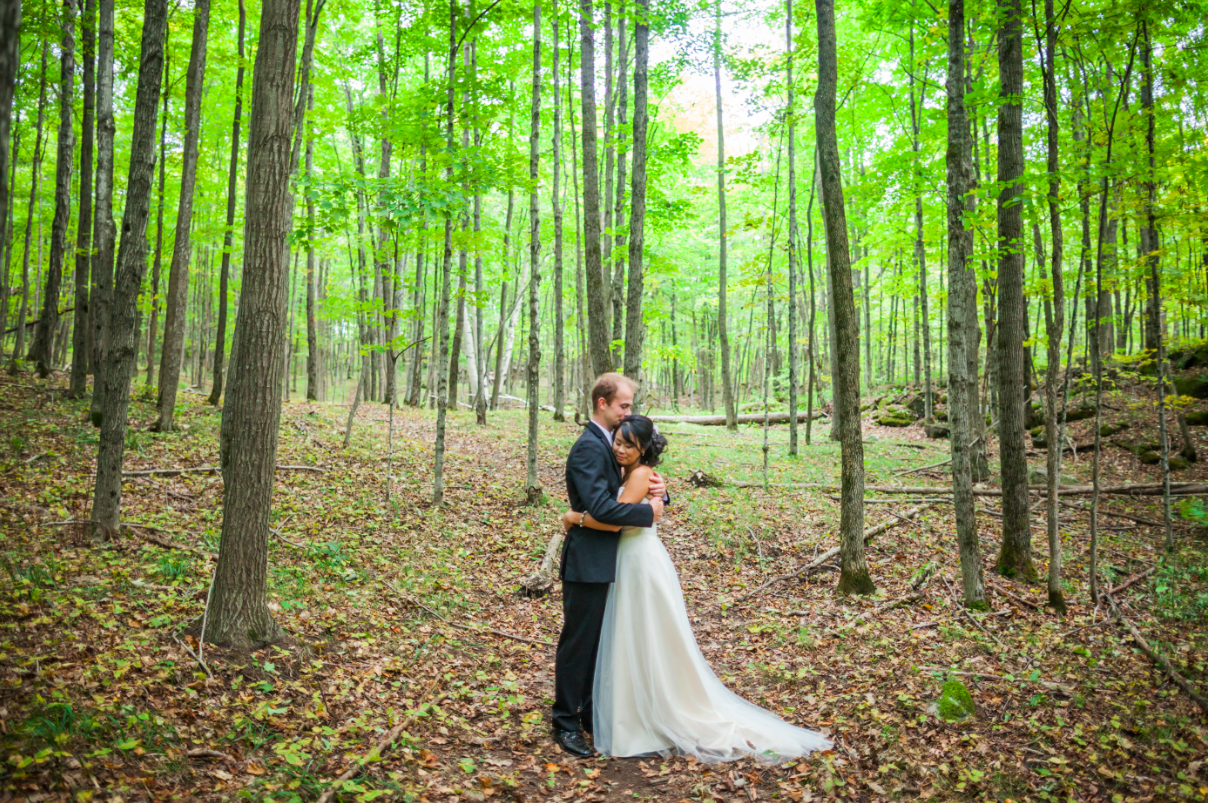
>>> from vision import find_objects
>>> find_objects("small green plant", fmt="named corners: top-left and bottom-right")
top-left (1154, 557), bottom-right (1208, 623)
top-left (2, 555), bottom-right (57, 602)
top-left (157, 555), bottom-right (191, 583)
top-left (21, 700), bottom-right (97, 745)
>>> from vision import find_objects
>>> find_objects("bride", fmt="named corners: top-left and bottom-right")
top-left (560, 414), bottom-right (832, 764)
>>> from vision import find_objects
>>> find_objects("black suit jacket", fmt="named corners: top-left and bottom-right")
top-left (561, 422), bottom-right (655, 583)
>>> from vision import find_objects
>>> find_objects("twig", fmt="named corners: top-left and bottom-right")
top-left (315, 678), bottom-right (443, 803)
top-left (990, 583), bottom-right (1043, 611)
top-left (132, 529), bottom-right (216, 559)
top-left (1108, 567), bottom-right (1155, 596)
top-left (943, 575), bottom-right (1006, 649)
top-left (854, 593), bottom-right (922, 623)
top-left (1104, 590), bottom-right (1208, 716)
top-left (187, 748), bottom-right (233, 761)
top-left (392, 586), bottom-right (554, 648)
top-left (915, 666), bottom-right (1075, 696)
top-left (732, 503), bottom-right (935, 605)
top-left (173, 633), bottom-right (213, 679)
top-left (23, 451), bottom-right (47, 464)
top-left (270, 515), bottom-right (306, 550)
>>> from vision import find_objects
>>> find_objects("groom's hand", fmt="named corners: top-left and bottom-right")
top-left (649, 495), bottom-right (665, 522)
top-left (648, 471), bottom-right (667, 501)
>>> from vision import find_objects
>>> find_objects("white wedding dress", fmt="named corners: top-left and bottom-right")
top-left (592, 496), bottom-right (832, 764)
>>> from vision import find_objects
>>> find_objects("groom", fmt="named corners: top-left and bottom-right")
top-left (552, 373), bottom-right (666, 757)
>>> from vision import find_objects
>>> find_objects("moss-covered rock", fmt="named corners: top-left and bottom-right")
top-left (1099, 421), bottom-right (1130, 437)
top-left (935, 408), bottom-right (948, 422)
top-left (1187, 410), bottom-right (1208, 426)
top-left (1169, 455), bottom-right (1190, 471)
top-left (1025, 403), bottom-right (1045, 430)
top-left (936, 678), bottom-right (976, 721)
top-left (1065, 402), bottom-right (1098, 422)
top-left (876, 406), bottom-right (916, 427)
top-left (1175, 374), bottom-right (1208, 400)
top-left (1139, 451), bottom-right (1161, 465)
top-left (1114, 439), bottom-right (1161, 458)
top-left (924, 423), bottom-right (950, 439)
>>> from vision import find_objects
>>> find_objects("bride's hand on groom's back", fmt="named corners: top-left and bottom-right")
top-left (647, 471), bottom-right (666, 501)
top-left (649, 495), bottom-right (664, 522)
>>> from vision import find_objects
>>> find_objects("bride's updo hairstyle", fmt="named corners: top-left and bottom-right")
top-left (615, 415), bottom-right (668, 468)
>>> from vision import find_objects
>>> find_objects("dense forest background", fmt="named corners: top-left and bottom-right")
top-left (3, 0), bottom-right (1208, 797)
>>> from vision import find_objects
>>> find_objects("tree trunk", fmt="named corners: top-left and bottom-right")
top-left (804, 154), bottom-right (817, 445)
top-left (622, 0), bottom-right (647, 407)
top-left (8, 46), bottom-right (47, 372)
top-left (154, 0), bottom-right (210, 430)
top-left (603, 0), bottom-right (616, 349)
top-left (611, 1), bottom-right (629, 358)
top-left (207, 0), bottom-right (245, 406)
top-left (945, 0), bottom-right (983, 608)
top-left (714, 0), bottom-right (736, 430)
top-left (28, 0), bottom-right (75, 377)
top-left (786, 2), bottom-right (798, 454)
top-left (567, 32), bottom-right (590, 415)
top-left (203, 0), bottom-right (300, 649)
top-left (815, 0), bottom-right (872, 595)
top-left (993, 0), bottom-right (1035, 581)
top-left (0, 0), bottom-right (19, 342)
top-left (907, 26), bottom-right (932, 420)
top-left (89, 0), bottom-right (165, 540)
top-left (580, 0), bottom-right (611, 377)
top-left (1038, 0), bottom-right (1066, 613)
top-left (68, 0), bottom-right (95, 396)
top-left (432, 0), bottom-right (456, 506)
top-left (548, 18), bottom-right (566, 421)
top-left (88, 0), bottom-right (116, 425)
top-left (525, 0), bottom-right (543, 505)
top-left (305, 85), bottom-right (319, 402)
top-left (146, 35), bottom-right (169, 388)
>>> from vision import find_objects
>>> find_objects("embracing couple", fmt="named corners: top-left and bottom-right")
top-left (552, 373), bottom-right (832, 764)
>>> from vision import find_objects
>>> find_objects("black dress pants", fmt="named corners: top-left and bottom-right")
top-left (552, 579), bottom-right (610, 733)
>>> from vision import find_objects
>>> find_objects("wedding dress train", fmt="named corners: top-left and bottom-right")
top-left (592, 500), bottom-right (832, 763)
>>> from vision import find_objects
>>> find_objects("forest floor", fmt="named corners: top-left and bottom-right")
top-left (2, 369), bottom-right (1208, 803)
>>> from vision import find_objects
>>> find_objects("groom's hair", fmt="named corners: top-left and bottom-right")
top-left (592, 373), bottom-right (635, 410)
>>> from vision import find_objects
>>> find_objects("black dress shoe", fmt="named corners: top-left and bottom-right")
top-left (553, 728), bottom-right (595, 758)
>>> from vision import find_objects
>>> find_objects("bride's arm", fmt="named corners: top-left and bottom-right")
top-left (561, 467), bottom-right (653, 532)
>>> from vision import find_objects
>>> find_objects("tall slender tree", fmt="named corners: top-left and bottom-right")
top-left (525, 0), bottom-right (542, 505)
top-left (714, 0), bottom-right (736, 430)
top-left (155, 0), bottom-right (211, 431)
top-left (815, 0), bottom-right (872, 595)
top-left (946, 0), bottom-right (983, 607)
top-left (786, 0), bottom-right (799, 455)
top-left (432, 0), bottom-right (457, 505)
top-left (88, 0), bottom-right (116, 425)
top-left (622, 0), bottom-right (648, 404)
top-left (68, 0), bottom-right (97, 398)
top-left (551, 13), bottom-right (566, 421)
top-left (203, 0), bottom-right (302, 648)
top-left (90, 0), bottom-right (166, 540)
top-left (28, 0), bottom-right (75, 377)
top-left (993, 0), bottom-right (1035, 581)
top-left (146, 33), bottom-right (170, 388)
top-left (0, 0), bottom-right (19, 296)
top-left (580, 0), bottom-right (611, 376)
top-left (8, 46), bottom-right (47, 371)
top-left (208, 0), bottom-right (246, 405)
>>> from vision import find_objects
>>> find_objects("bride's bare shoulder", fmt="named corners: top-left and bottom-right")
top-left (627, 465), bottom-right (654, 489)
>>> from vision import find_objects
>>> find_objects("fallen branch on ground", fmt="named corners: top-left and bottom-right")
top-left (315, 678), bottom-right (442, 803)
top-left (732, 503), bottom-right (935, 605)
top-left (121, 464), bottom-right (326, 477)
top-left (1109, 568), bottom-right (1156, 597)
top-left (392, 585), bottom-right (554, 648)
top-left (943, 576), bottom-right (1006, 648)
top-left (1104, 590), bottom-right (1208, 716)
top-left (990, 583), bottom-right (1043, 611)
top-left (648, 410), bottom-right (826, 426)
top-left (915, 666), bottom-right (1076, 696)
top-left (729, 480), bottom-right (1205, 496)
top-left (132, 529), bottom-right (216, 559)
top-left (854, 593), bottom-right (922, 622)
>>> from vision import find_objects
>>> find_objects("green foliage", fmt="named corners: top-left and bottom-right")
top-left (936, 678), bottom-right (976, 722)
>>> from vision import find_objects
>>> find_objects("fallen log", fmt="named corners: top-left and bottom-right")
top-left (1104, 590), bottom-right (1208, 717)
top-left (649, 410), bottom-right (826, 426)
top-left (728, 480), bottom-right (1206, 497)
top-left (121, 464), bottom-right (326, 477)
top-left (733, 503), bottom-right (935, 604)
top-left (854, 592), bottom-right (922, 622)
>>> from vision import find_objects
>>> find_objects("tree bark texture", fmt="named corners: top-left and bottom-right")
top-left (9, 47), bottom-right (46, 371)
top-left (714, 0), bottom-right (736, 430)
top-left (88, 0), bottom-right (116, 425)
top-left (945, 0), bottom-right (983, 608)
top-left (305, 84), bottom-right (319, 402)
top-left (993, 0), bottom-right (1035, 581)
top-left (622, 0), bottom-right (647, 404)
top-left (208, 0), bottom-right (246, 406)
top-left (815, 0), bottom-right (872, 595)
top-left (0, 0), bottom-right (19, 319)
top-left (146, 36), bottom-right (169, 387)
top-left (28, 0), bottom-right (75, 377)
top-left (551, 16), bottom-right (566, 421)
top-left (68, 0), bottom-right (96, 398)
top-left (90, 0), bottom-right (165, 540)
top-left (432, 0), bottom-right (456, 505)
top-left (204, 0), bottom-right (301, 649)
top-left (580, 0), bottom-right (612, 377)
top-left (155, 0), bottom-right (211, 430)
top-left (525, 0), bottom-right (542, 505)
top-left (786, 0), bottom-right (798, 455)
